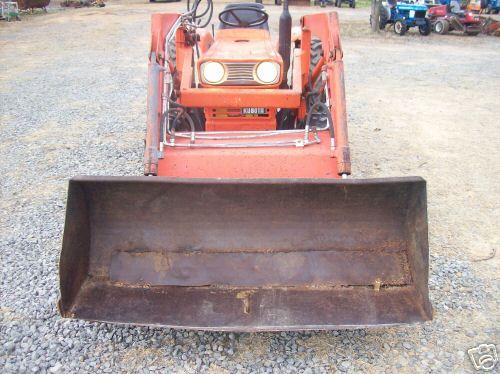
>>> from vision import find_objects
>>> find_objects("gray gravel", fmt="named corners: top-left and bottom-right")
top-left (1, 2), bottom-right (499, 373)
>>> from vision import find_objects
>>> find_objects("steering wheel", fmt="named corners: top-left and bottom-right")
top-left (218, 7), bottom-right (269, 28)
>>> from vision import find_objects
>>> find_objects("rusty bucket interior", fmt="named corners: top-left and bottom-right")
top-left (58, 176), bottom-right (432, 331)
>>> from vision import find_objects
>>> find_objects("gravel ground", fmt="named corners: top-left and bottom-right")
top-left (1, 1), bottom-right (499, 373)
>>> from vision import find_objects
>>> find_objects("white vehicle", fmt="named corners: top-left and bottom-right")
top-left (0, 1), bottom-right (20, 21)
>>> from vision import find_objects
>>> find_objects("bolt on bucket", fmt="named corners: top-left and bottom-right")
top-left (58, 176), bottom-right (432, 331)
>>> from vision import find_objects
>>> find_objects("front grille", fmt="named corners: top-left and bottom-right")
top-left (225, 62), bottom-right (257, 85)
top-left (415, 10), bottom-right (426, 18)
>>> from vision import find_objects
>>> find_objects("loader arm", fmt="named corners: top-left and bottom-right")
top-left (302, 12), bottom-right (351, 175)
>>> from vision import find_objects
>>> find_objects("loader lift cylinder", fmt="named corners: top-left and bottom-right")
top-left (144, 52), bottom-right (160, 176)
top-left (278, 0), bottom-right (292, 88)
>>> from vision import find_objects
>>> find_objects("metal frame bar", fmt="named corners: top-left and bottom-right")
top-left (164, 127), bottom-right (323, 148)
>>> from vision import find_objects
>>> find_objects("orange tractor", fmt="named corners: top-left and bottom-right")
top-left (59, 0), bottom-right (432, 331)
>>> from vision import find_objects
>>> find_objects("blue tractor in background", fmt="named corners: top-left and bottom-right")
top-left (372, 0), bottom-right (432, 35)
top-left (485, 0), bottom-right (500, 13)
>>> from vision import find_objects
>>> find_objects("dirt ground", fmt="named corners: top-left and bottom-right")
top-left (0, 1), bottom-right (499, 373)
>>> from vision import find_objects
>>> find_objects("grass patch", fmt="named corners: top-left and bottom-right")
top-left (356, 0), bottom-right (372, 8)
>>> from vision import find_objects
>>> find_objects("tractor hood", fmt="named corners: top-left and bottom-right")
top-left (201, 29), bottom-right (282, 63)
top-left (397, 3), bottom-right (428, 11)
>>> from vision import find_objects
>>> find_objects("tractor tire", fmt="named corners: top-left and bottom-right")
top-left (394, 20), bottom-right (407, 35)
top-left (379, 4), bottom-right (389, 30)
top-left (434, 19), bottom-right (449, 34)
top-left (170, 107), bottom-right (205, 132)
top-left (279, 37), bottom-right (323, 130)
top-left (167, 35), bottom-right (177, 66)
top-left (309, 38), bottom-right (323, 77)
top-left (419, 18), bottom-right (432, 35)
top-left (302, 37), bottom-right (327, 129)
top-left (276, 109), bottom-right (296, 129)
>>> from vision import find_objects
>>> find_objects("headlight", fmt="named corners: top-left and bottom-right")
top-left (201, 62), bottom-right (226, 84)
top-left (255, 61), bottom-right (280, 84)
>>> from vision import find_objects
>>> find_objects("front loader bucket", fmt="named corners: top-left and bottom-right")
top-left (59, 176), bottom-right (432, 331)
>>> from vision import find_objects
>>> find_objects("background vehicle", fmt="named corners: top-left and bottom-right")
top-left (0, 1), bottom-right (20, 21)
top-left (58, 0), bottom-right (432, 331)
top-left (485, 0), bottom-right (500, 13)
top-left (428, 0), bottom-right (482, 34)
top-left (465, 0), bottom-right (486, 13)
top-left (335, 0), bottom-right (356, 8)
top-left (464, 0), bottom-right (499, 13)
top-left (16, 0), bottom-right (50, 11)
top-left (372, 0), bottom-right (431, 35)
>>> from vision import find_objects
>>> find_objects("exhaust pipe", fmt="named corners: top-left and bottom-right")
top-left (278, 0), bottom-right (292, 88)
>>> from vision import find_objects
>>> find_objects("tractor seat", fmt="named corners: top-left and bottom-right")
top-left (219, 3), bottom-right (269, 30)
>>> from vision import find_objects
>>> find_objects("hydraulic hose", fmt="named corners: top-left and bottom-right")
top-left (305, 101), bottom-right (335, 140)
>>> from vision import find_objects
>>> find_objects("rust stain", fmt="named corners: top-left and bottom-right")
top-left (152, 252), bottom-right (171, 275)
top-left (236, 290), bottom-right (254, 314)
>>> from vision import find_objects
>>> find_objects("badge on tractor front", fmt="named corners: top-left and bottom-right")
top-left (241, 107), bottom-right (267, 116)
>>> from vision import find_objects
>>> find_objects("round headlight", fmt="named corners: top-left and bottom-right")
top-left (201, 62), bottom-right (225, 84)
top-left (255, 61), bottom-right (280, 84)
